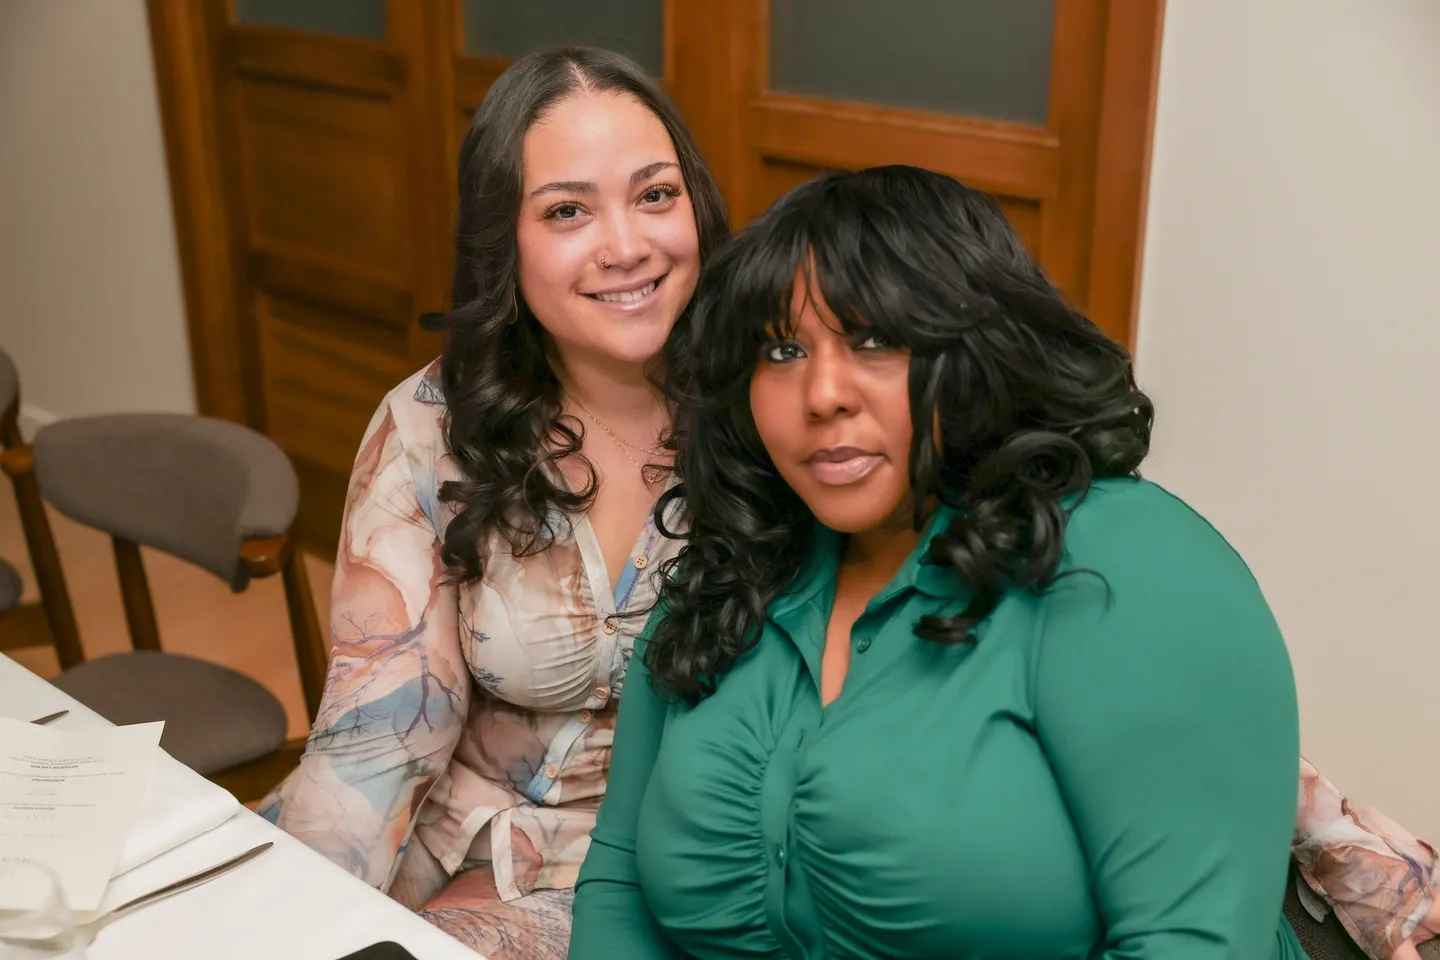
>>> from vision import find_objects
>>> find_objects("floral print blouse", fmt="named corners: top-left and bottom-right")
top-left (259, 360), bottom-right (1436, 959)
top-left (1296, 759), bottom-right (1438, 959)
top-left (258, 361), bottom-right (684, 903)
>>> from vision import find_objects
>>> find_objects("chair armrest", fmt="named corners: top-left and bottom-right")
top-left (0, 444), bottom-right (35, 478)
top-left (239, 535), bottom-right (291, 579)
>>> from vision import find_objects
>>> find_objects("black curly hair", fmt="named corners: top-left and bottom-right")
top-left (424, 47), bottom-right (730, 583)
top-left (647, 165), bottom-right (1153, 703)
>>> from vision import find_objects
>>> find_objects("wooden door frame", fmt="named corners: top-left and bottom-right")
top-left (147, 0), bottom-right (250, 422)
top-left (1086, 0), bottom-right (1166, 350)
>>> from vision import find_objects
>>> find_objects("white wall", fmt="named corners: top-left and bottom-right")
top-left (1137, 0), bottom-right (1440, 838)
top-left (0, 0), bottom-right (196, 432)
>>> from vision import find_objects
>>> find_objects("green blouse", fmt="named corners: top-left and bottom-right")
top-left (570, 479), bottom-right (1310, 959)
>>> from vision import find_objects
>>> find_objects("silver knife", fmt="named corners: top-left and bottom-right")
top-left (80, 841), bottom-right (275, 942)
top-left (0, 842), bottom-right (276, 949)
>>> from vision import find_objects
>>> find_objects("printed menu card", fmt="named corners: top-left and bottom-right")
top-left (0, 717), bottom-right (162, 911)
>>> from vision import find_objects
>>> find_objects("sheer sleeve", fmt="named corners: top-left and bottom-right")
top-left (1294, 758), bottom-right (1438, 960)
top-left (259, 401), bottom-right (469, 891)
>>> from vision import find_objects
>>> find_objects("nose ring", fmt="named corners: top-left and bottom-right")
top-left (600, 254), bottom-right (609, 269)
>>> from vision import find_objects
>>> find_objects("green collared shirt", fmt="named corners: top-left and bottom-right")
top-left (572, 478), bottom-right (1309, 959)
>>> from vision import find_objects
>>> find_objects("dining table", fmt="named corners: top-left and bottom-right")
top-left (0, 652), bottom-right (485, 960)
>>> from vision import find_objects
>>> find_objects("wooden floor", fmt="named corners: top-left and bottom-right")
top-left (0, 486), bottom-right (333, 743)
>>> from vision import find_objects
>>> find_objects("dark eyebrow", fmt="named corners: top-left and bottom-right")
top-left (529, 161), bottom-right (679, 198)
top-left (530, 179), bottom-right (595, 198)
top-left (631, 160), bottom-right (678, 185)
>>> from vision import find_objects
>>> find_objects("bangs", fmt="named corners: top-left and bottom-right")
top-left (688, 169), bottom-right (999, 392)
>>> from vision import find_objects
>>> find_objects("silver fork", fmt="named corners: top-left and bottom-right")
top-left (0, 841), bottom-right (273, 949)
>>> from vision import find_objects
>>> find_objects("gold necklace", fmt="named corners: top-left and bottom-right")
top-left (567, 393), bottom-right (670, 484)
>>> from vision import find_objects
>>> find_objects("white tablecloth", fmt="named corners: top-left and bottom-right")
top-left (0, 653), bottom-right (484, 960)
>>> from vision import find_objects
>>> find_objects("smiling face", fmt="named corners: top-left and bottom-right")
top-left (514, 91), bottom-right (701, 370)
top-left (748, 273), bottom-right (916, 534)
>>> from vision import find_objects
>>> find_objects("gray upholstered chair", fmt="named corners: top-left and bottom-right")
top-left (0, 347), bottom-right (81, 660)
top-left (0, 346), bottom-right (20, 609)
top-left (0, 556), bottom-right (21, 615)
top-left (0, 408), bottom-right (328, 801)
top-left (0, 348), bottom-right (16, 449)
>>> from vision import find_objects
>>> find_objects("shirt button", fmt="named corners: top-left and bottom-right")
top-left (544, 763), bottom-right (559, 779)
top-left (633, 555), bottom-right (648, 569)
top-left (855, 635), bottom-right (872, 653)
top-left (775, 847), bottom-right (786, 867)
top-left (602, 617), bottom-right (618, 635)
top-left (595, 686), bottom-right (611, 701)
top-left (578, 710), bottom-right (593, 723)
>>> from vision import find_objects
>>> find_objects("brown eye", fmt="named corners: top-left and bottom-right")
top-left (641, 185), bottom-right (680, 205)
top-left (762, 340), bottom-right (805, 363)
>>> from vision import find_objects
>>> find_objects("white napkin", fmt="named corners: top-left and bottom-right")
top-left (112, 746), bottom-right (241, 877)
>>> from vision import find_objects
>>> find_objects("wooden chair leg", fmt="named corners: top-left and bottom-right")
top-left (0, 603), bottom-right (55, 653)
top-left (1, 446), bottom-right (85, 669)
top-left (280, 547), bottom-right (327, 722)
top-left (240, 533), bottom-right (328, 724)
top-left (112, 537), bottom-right (162, 651)
top-left (210, 737), bottom-right (308, 805)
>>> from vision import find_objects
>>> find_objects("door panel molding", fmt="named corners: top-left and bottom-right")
top-left (229, 26), bottom-right (405, 93)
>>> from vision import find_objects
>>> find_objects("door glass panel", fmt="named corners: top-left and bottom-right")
top-left (462, 0), bottom-right (663, 76)
top-left (233, 0), bottom-right (386, 40)
top-left (769, 0), bottom-right (1053, 124)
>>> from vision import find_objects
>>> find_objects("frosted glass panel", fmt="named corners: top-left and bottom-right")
top-left (233, 0), bottom-right (386, 40)
top-left (770, 0), bottom-right (1053, 124)
top-left (462, 0), bottom-right (663, 76)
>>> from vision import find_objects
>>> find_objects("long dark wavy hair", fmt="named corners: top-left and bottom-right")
top-left (648, 165), bottom-right (1154, 702)
top-left (425, 47), bottom-right (730, 582)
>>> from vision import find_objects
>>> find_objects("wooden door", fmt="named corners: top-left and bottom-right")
top-left (669, 0), bottom-right (1163, 345)
top-left (149, 0), bottom-right (454, 554)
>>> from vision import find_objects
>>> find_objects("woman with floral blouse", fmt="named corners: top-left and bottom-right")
top-left (259, 46), bottom-right (726, 959)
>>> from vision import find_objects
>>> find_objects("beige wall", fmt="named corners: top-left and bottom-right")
top-left (0, 0), bottom-right (195, 433)
top-left (1136, 0), bottom-right (1440, 837)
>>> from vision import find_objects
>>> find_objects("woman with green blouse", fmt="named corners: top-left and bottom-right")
top-left (568, 165), bottom-right (1309, 959)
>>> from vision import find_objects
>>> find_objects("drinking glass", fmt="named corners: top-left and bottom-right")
top-left (0, 861), bottom-right (84, 959)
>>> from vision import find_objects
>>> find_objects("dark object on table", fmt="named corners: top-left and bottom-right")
top-left (336, 943), bottom-right (421, 960)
